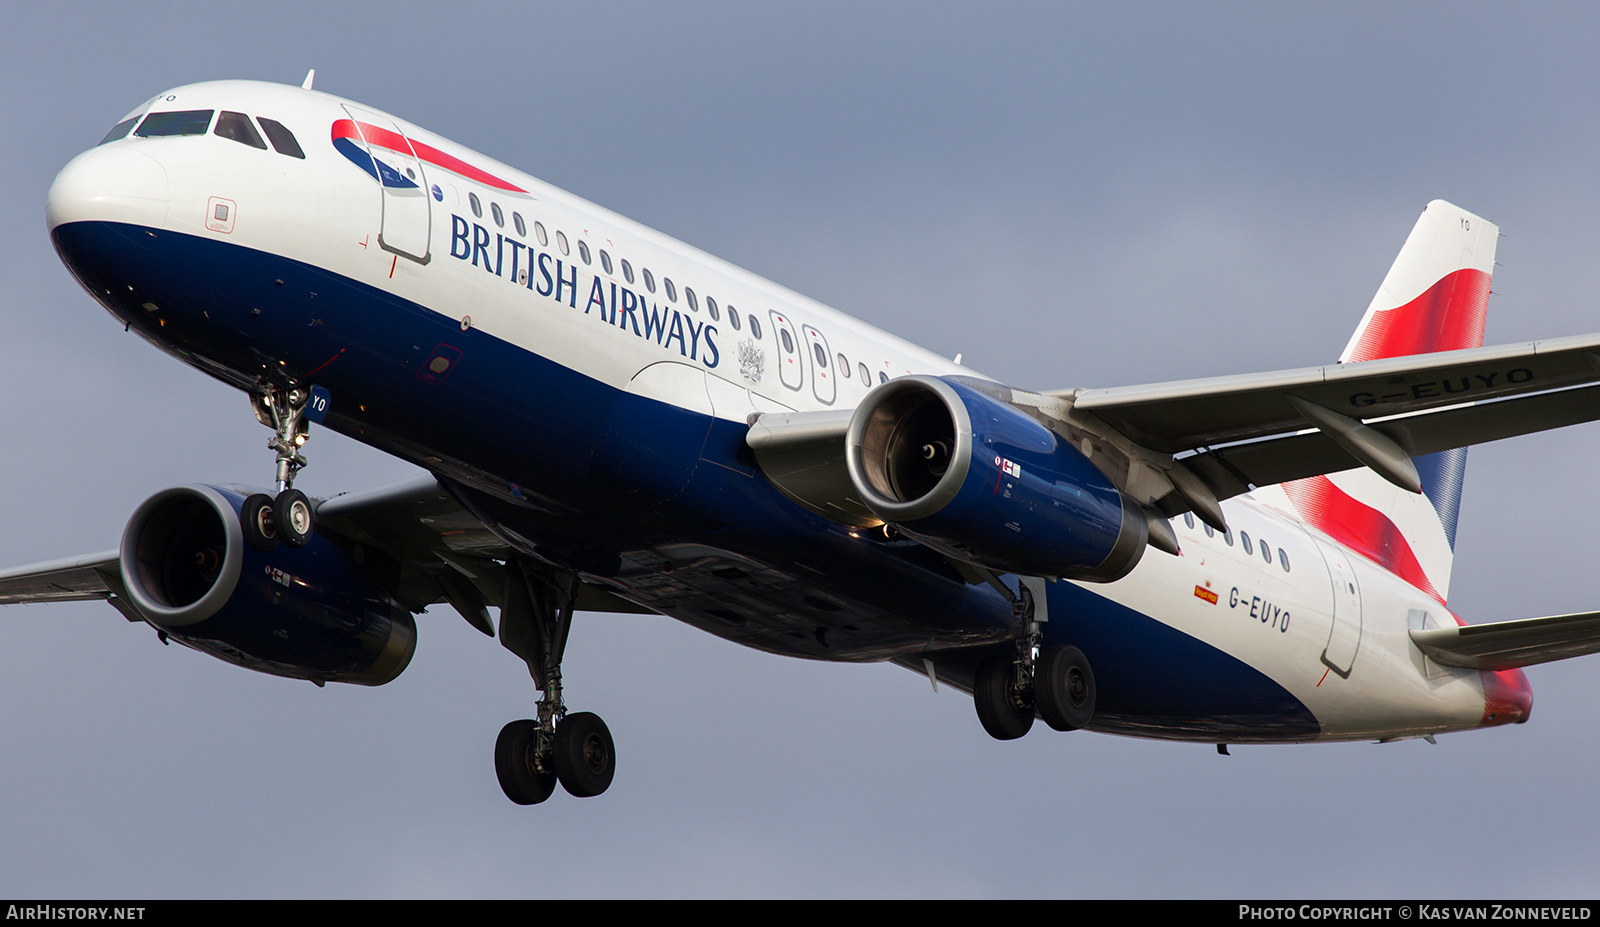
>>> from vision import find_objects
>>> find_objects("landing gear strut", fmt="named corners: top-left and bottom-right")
top-left (242, 385), bottom-right (317, 550)
top-left (971, 580), bottom-right (1098, 738)
top-left (494, 562), bottom-right (616, 804)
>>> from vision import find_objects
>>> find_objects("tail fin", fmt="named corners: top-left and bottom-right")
top-left (1279, 200), bottom-right (1498, 604)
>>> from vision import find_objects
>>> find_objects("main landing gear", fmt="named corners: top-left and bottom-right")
top-left (494, 563), bottom-right (616, 805)
top-left (241, 385), bottom-right (317, 552)
top-left (971, 583), bottom-right (1098, 739)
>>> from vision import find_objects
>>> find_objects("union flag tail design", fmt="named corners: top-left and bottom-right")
top-left (1281, 200), bottom-right (1498, 605)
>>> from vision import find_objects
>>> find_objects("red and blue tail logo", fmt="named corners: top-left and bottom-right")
top-left (1281, 201), bottom-right (1497, 605)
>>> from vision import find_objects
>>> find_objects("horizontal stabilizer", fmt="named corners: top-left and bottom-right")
top-left (1411, 610), bottom-right (1600, 670)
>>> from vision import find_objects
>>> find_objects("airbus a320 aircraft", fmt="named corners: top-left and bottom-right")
top-left (19, 75), bottom-right (1600, 805)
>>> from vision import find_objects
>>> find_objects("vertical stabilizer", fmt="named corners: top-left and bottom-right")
top-left (1278, 201), bottom-right (1498, 604)
top-left (1340, 200), bottom-right (1497, 364)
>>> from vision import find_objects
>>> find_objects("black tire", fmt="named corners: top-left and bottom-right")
top-left (274, 489), bottom-right (314, 548)
top-left (1036, 645), bottom-right (1096, 732)
top-left (241, 493), bottom-right (279, 552)
top-left (552, 711), bottom-right (616, 798)
top-left (495, 719), bottom-right (557, 805)
top-left (973, 655), bottom-right (1034, 740)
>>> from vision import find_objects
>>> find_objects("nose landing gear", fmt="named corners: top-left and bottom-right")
top-left (242, 385), bottom-right (317, 550)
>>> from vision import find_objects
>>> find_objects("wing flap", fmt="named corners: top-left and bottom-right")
top-left (1182, 382), bottom-right (1600, 498)
top-left (1411, 610), bottom-right (1600, 670)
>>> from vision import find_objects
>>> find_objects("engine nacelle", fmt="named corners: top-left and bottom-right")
top-left (846, 375), bottom-right (1146, 582)
top-left (119, 485), bottom-right (416, 685)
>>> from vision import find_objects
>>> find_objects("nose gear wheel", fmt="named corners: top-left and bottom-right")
top-left (248, 384), bottom-right (318, 545)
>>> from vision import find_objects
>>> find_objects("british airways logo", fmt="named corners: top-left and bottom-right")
top-left (449, 216), bottom-right (720, 369)
top-left (332, 119), bottom-right (528, 193)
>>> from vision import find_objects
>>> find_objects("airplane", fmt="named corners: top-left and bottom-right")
top-left (19, 73), bottom-right (1600, 806)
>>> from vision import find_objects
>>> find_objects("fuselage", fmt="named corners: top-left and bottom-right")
top-left (46, 79), bottom-right (1531, 744)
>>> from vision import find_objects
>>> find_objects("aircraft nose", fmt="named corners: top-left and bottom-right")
top-left (46, 145), bottom-right (168, 232)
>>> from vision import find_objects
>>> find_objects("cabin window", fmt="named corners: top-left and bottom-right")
top-left (1261, 542), bottom-right (1273, 564)
top-left (642, 268), bottom-right (656, 293)
top-left (578, 240), bottom-right (591, 265)
top-left (780, 328), bottom-right (794, 353)
top-left (878, 371), bottom-right (888, 384)
top-left (1183, 513), bottom-right (1195, 529)
top-left (513, 213), bottom-right (526, 237)
top-left (621, 259), bottom-right (634, 284)
top-left (858, 362), bottom-right (870, 384)
top-left (257, 118), bottom-right (305, 158)
top-left (535, 221), bottom-right (548, 247)
top-left (727, 305), bottom-right (740, 330)
top-left (1203, 524), bottom-right (1214, 538)
top-left (556, 230), bottom-right (569, 256)
top-left (838, 354), bottom-right (850, 376)
top-left (685, 287), bottom-right (698, 312)
top-left (1279, 549), bottom-right (1291, 572)
top-left (812, 342), bottom-right (828, 367)
top-left (665, 278), bottom-right (677, 302)
top-left (749, 315), bottom-right (762, 339)
top-left (1240, 531), bottom-right (1253, 555)
top-left (707, 296), bottom-right (721, 321)
top-left (469, 193), bottom-right (482, 219)
top-left (600, 250), bottom-right (613, 274)
top-left (491, 203), bottom-right (504, 228)
top-left (1222, 527), bottom-right (1234, 547)
top-left (136, 110), bottom-right (214, 138)
top-left (99, 116), bottom-right (139, 145)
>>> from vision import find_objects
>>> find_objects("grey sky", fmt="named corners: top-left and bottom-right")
top-left (3, 1), bottom-right (1600, 897)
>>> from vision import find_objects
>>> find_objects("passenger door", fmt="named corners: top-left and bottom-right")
top-left (342, 105), bottom-right (431, 264)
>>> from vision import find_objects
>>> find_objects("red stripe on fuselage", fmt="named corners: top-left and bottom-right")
top-left (330, 119), bottom-right (528, 194)
top-left (1282, 476), bottom-right (1445, 605)
top-left (1346, 268), bottom-right (1489, 362)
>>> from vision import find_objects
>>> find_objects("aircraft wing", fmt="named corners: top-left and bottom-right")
top-left (0, 551), bottom-right (123, 603)
top-left (1057, 332), bottom-right (1600, 503)
top-left (0, 475), bottom-right (651, 634)
top-left (1069, 332), bottom-right (1600, 451)
top-left (1410, 611), bottom-right (1600, 670)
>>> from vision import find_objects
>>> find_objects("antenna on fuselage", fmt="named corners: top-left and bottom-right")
top-left (301, 69), bottom-right (315, 90)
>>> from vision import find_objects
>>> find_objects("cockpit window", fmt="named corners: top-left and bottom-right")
top-left (257, 118), bottom-right (305, 159)
top-left (214, 111), bottom-right (267, 150)
top-left (135, 110), bottom-right (214, 138)
top-left (99, 117), bottom-right (139, 146)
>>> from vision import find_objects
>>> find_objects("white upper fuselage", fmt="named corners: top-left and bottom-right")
top-left (47, 79), bottom-right (1522, 742)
